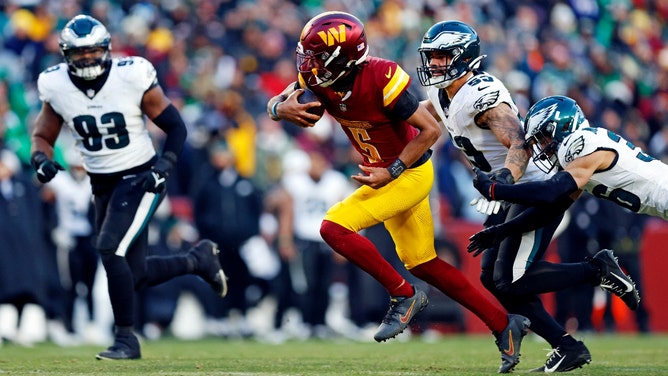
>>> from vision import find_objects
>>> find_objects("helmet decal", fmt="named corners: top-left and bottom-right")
top-left (526, 102), bottom-right (558, 136)
top-left (317, 24), bottom-right (347, 46)
top-left (434, 31), bottom-right (475, 48)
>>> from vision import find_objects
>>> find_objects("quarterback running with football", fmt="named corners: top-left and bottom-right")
top-left (30, 15), bottom-right (227, 360)
top-left (416, 21), bottom-right (639, 372)
top-left (267, 11), bottom-right (531, 373)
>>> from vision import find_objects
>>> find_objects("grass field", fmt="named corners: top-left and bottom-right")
top-left (1, 334), bottom-right (667, 375)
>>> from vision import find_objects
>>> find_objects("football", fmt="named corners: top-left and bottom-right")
top-left (298, 88), bottom-right (325, 117)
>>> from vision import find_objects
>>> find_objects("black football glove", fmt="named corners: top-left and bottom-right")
top-left (31, 151), bottom-right (64, 183)
top-left (467, 224), bottom-right (505, 257)
top-left (472, 167), bottom-right (515, 201)
top-left (472, 167), bottom-right (495, 200)
top-left (132, 155), bottom-right (174, 194)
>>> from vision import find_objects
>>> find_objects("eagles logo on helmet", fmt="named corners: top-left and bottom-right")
top-left (296, 11), bottom-right (369, 88)
top-left (59, 15), bottom-right (112, 80)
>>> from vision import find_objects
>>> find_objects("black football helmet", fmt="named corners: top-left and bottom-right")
top-left (59, 15), bottom-right (111, 80)
top-left (523, 95), bottom-right (589, 173)
top-left (296, 11), bottom-right (369, 88)
top-left (417, 21), bottom-right (485, 88)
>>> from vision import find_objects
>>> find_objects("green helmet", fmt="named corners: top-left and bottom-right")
top-left (523, 95), bottom-right (589, 173)
top-left (417, 20), bottom-right (485, 89)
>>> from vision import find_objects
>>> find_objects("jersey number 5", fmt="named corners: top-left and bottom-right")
top-left (73, 112), bottom-right (130, 152)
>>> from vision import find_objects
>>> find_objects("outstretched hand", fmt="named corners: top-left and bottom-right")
top-left (467, 224), bottom-right (505, 257)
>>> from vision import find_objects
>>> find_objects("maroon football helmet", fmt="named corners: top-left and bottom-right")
top-left (296, 11), bottom-right (369, 88)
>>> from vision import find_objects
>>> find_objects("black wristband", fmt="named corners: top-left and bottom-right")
top-left (387, 158), bottom-right (407, 179)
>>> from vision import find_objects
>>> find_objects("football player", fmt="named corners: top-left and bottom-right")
top-left (30, 15), bottom-right (228, 360)
top-left (267, 11), bottom-right (531, 373)
top-left (473, 95), bottom-right (668, 235)
top-left (417, 21), bottom-right (639, 372)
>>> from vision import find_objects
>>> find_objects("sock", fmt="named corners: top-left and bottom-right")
top-left (500, 294), bottom-right (568, 348)
top-left (410, 257), bottom-right (508, 333)
top-left (320, 220), bottom-right (413, 297)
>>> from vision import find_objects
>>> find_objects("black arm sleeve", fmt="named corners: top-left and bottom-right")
top-left (152, 103), bottom-right (187, 163)
top-left (492, 170), bottom-right (579, 205)
top-left (389, 90), bottom-right (420, 120)
top-left (498, 195), bottom-right (575, 233)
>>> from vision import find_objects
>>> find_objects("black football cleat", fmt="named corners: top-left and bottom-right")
top-left (590, 249), bottom-right (640, 310)
top-left (189, 239), bottom-right (228, 298)
top-left (374, 288), bottom-right (428, 342)
top-left (495, 314), bottom-right (531, 373)
top-left (96, 332), bottom-right (141, 360)
top-left (530, 340), bottom-right (591, 373)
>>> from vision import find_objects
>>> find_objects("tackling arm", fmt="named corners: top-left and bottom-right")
top-left (476, 169), bottom-right (580, 205)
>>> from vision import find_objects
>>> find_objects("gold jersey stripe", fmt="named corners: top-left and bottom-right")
top-left (383, 66), bottom-right (410, 107)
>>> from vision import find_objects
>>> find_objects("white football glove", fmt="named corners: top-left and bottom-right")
top-left (470, 196), bottom-right (501, 215)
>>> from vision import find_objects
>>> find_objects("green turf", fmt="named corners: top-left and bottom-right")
top-left (0, 334), bottom-right (667, 375)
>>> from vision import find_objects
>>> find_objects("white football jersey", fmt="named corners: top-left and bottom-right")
top-left (282, 168), bottom-right (353, 242)
top-left (37, 57), bottom-right (158, 174)
top-left (427, 72), bottom-right (546, 182)
top-left (558, 127), bottom-right (668, 219)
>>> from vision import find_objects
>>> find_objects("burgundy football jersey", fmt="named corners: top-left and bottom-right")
top-left (303, 56), bottom-right (418, 168)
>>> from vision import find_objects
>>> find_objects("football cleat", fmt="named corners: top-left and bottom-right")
top-left (374, 288), bottom-right (428, 342)
top-left (495, 314), bottom-right (531, 373)
top-left (531, 340), bottom-right (591, 373)
top-left (189, 239), bottom-right (228, 298)
top-left (96, 332), bottom-right (141, 360)
top-left (590, 249), bottom-right (640, 310)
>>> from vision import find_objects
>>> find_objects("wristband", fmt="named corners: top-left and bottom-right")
top-left (270, 101), bottom-right (280, 119)
top-left (490, 182), bottom-right (497, 200)
top-left (387, 158), bottom-right (407, 179)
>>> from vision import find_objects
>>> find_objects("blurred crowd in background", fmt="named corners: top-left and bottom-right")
top-left (0, 0), bottom-right (665, 346)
